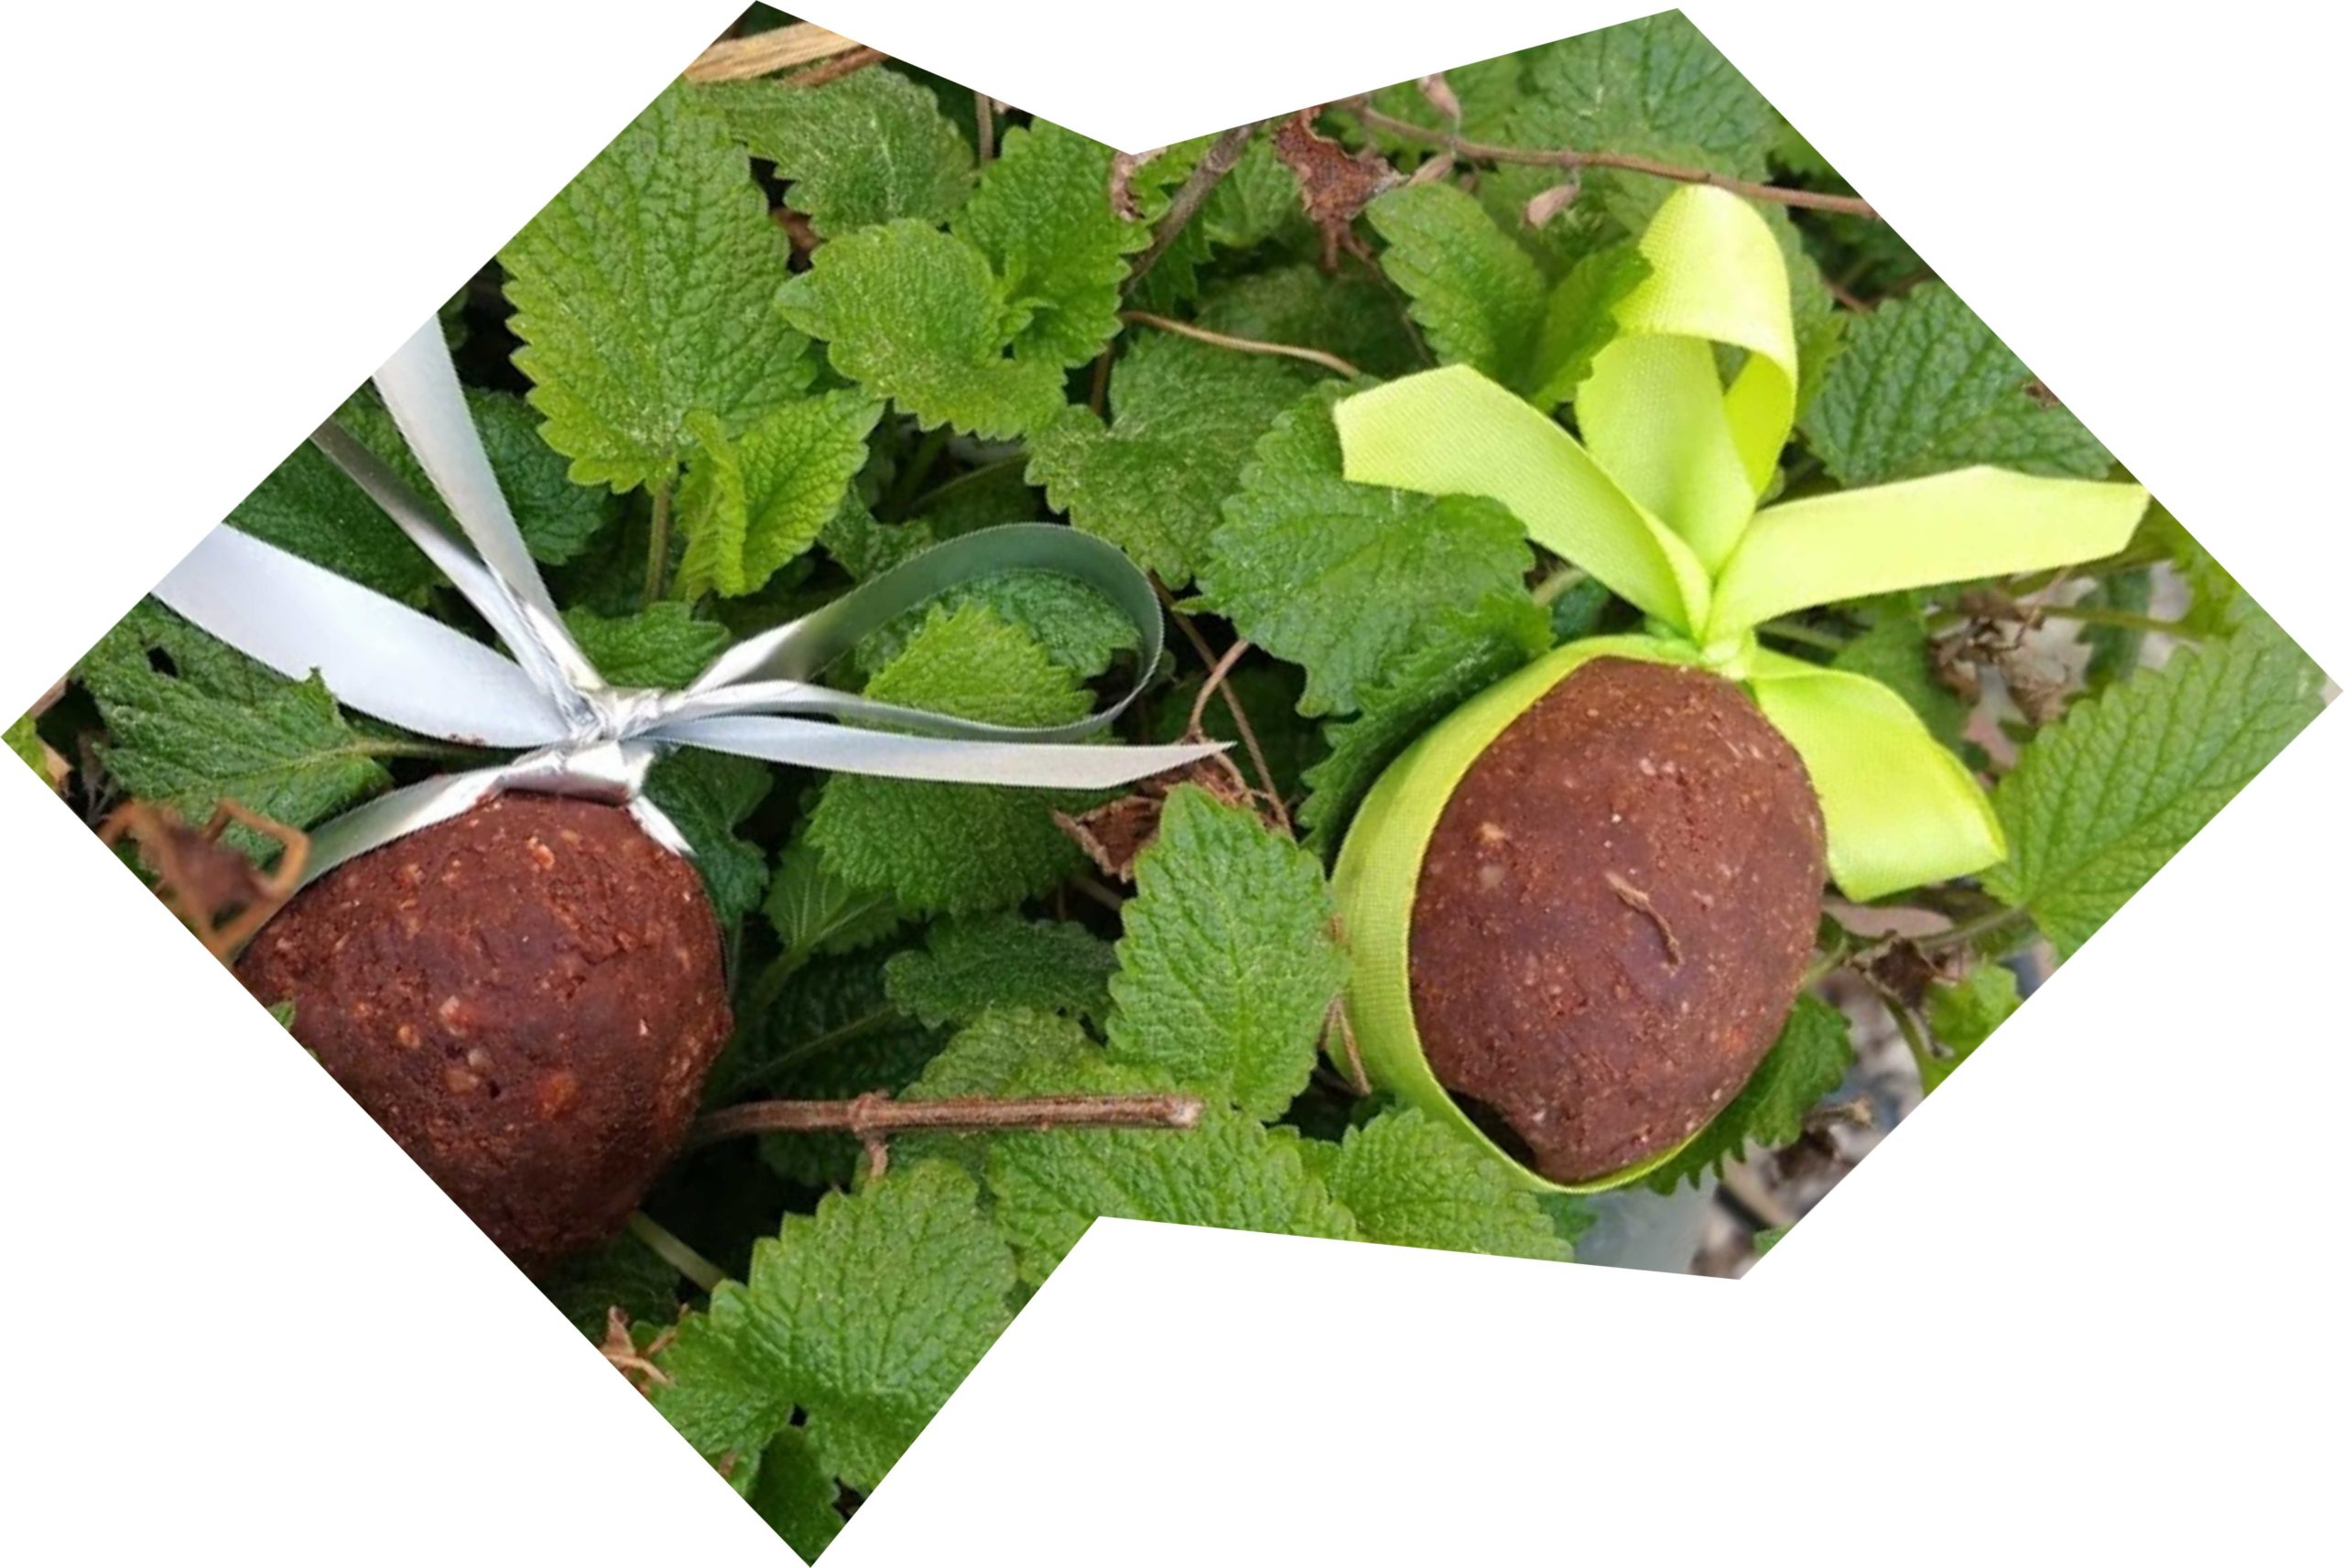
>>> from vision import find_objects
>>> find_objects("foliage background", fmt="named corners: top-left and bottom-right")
top-left (22, 9), bottom-right (2328, 1558)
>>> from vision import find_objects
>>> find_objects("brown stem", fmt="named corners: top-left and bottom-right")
top-left (1188, 637), bottom-right (1253, 733)
top-left (684, 22), bottom-right (857, 82)
top-left (1119, 311), bottom-right (1362, 379)
top-left (789, 45), bottom-right (887, 91)
top-left (1341, 98), bottom-right (1882, 219)
top-left (974, 94), bottom-right (995, 167)
top-left (1125, 122), bottom-right (1260, 291)
top-left (1154, 580), bottom-right (1292, 832)
top-left (689, 1089), bottom-right (1205, 1151)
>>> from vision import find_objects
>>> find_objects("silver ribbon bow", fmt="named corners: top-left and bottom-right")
top-left (153, 319), bottom-right (1223, 891)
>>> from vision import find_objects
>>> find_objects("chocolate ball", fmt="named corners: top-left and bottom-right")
top-left (1407, 658), bottom-right (1825, 1184)
top-left (235, 792), bottom-right (732, 1272)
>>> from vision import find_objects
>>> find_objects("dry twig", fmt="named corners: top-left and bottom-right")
top-left (685, 22), bottom-right (858, 82)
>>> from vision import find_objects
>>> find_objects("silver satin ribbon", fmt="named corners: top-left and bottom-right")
top-left (154, 318), bottom-right (1222, 891)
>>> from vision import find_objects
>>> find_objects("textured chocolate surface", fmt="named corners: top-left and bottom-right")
top-left (1408, 658), bottom-right (1825, 1183)
top-left (236, 794), bottom-right (732, 1271)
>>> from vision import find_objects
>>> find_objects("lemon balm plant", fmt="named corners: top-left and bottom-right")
top-left (25, 12), bottom-right (2328, 1557)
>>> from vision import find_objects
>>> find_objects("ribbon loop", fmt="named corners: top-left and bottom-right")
top-left (150, 316), bottom-right (1221, 890)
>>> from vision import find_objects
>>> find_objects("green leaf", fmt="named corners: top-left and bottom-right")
top-left (744, 1428), bottom-right (842, 1563)
top-left (1325, 1107), bottom-right (1571, 1261)
top-left (762, 828), bottom-right (903, 961)
top-left (563, 602), bottom-right (730, 687)
top-left (1366, 182), bottom-right (1548, 393)
top-left (79, 602), bottom-right (396, 837)
top-left (1029, 330), bottom-right (1318, 586)
top-left (502, 84), bottom-right (813, 491)
top-left (1643, 995), bottom-right (1855, 1193)
top-left (958, 119), bottom-right (1145, 366)
top-left (808, 603), bottom-right (1093, 914)
top-left (1525, 241), bottom-right (1651, 409)
top-left (653, 1161), bottom-right (1016, 1493)
top-left (1798, 284), bottom-right (2112, 486)
top-left (226, 435), bottom-right (436, 603)
top-left (675, 393), bottom-right (883, 600)
top-left (983, 1089), bottom-right (1358, 1285)
top-left (2142, 503), bottom-right (2267, 637)
top-left (1192, 260), bottom-right (1424, 381)
top-left (779, 220), bottom-right (1065, 439)
top-left (907, 1006), bottom-right (1099, 1100)
top-left (851, 568), bottom-right (1138, 682)
top-left (535, 1229), bottom-right (680, 1339)
top-left (643, 748), bottom-right (773, 927)
top-left (337, 387), bottom-right (620, 568)
top-left (820, 494), bottom-right (934, 580)
top-left (1507, 13), bottom-right (1775, 234)
top-left (1919, 964), bottom-right (2021, 1093)
top-left (1202, 384), bottom-right (1536, 716)
top-left (1831, 598), bottom-right (1967, 749)
top-left (885, 914), bottom-right (1118, 1031)
top-left (5, 711), bottom-right (44, 778)
top-left (1982, 632), bottom-right (2326, 956)
top-left (697, 68), bottom-right (973, 232)
top-left (1297, 594), bottom-right (1553, 851)
top-left (1105, 787), bottom-right (1347, 1119)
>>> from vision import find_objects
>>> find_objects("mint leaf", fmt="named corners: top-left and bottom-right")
top-left (1920, 964), bottom-right (2021, 1093)
top-left (1506, 14), bottom-right (1774, 234)
top-left (850, 568), bottom-right (1138, 682)
top-left (1366, 181), bottom-right (1548, 393)
top-left (338, 387), bottom-right (620, 568)
top-left (1029, 330), bottom-right (1318, 586)
top-left (983, 1089), bottom-right (1357, 1285)
top-left (536, 1229), bottom-right (679, 1339)
top-left (1525, 241), bottom-right (1651, 408)
top-left (1643, 995), bottom-right (1854, 1193)
top-left (808, 603), bottom-right (1092, 914)
top-left (779, 220), bottom-right (1065, 439)
top-left (820, 495), bottom-right (934, 580)
top-left (5, 711), bottom-right (44, 778)
top-left (1326, 1107), bottom-right (1570, 1261)
top-left (744, 1428), bottom-right (842, 1563)
top-left (1799, 284), bottom-right (2111, 485)
top-left (1193, 260), bottom-right (1423, 381)
top-left (1105, 787), bottom-right (1346, 1119)
top-left (1202, 384), bottom-right (1535, 716)
top-left (698, 68), bottom-right (973, 233)
top-left (763, 828), bottom-right (903, 961)
top-left (643, 748), bottom-right (773, 927)
top-left (653, 1161), bottom-right (1015, 1493)
top-left (503, 84), bottom-right (813, 492)
top-left (2142, 503), bottom-right (2267, 637)
top-left (1982, 633), bottom-right (2325, 956)
top-left (1298, 594), bottom-right (1553, 851)
top-left (1831, 598), bottom-right (1967, 749)
top-left (885, 914), bottom-right (1118, 1031)
top-left (227, 436), bottom-right (436, 603)
top-left (959, 119), bottom-right (1145, 367)
top-left (79, 603), bottom-right (397, 836)
top-left (675, 392), bottom-right (882, 600)
top-left (563, 602), bottom-right (730, 687)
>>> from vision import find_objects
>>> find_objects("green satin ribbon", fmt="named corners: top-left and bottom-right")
top-left (1337, 184), bottom-right (2150, 903)
top-left (1325, 187), bottom-right (2149, 1193)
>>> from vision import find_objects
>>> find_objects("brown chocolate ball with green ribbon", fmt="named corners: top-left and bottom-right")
top-left (1335, 646), bottom-right (1826, 1190)
top-left (234, 791), bottom-right (732, 1272)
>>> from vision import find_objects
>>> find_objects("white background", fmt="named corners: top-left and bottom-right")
top-left (4, 2), bottom-right (2336, 1562)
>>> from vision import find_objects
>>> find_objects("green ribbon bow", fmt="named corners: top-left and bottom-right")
top-left (1335, 185), bottom-right (2150, 902)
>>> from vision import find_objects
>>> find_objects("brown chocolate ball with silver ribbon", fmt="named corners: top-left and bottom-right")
top-left (235, 791), bottom-right (730, 1273)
